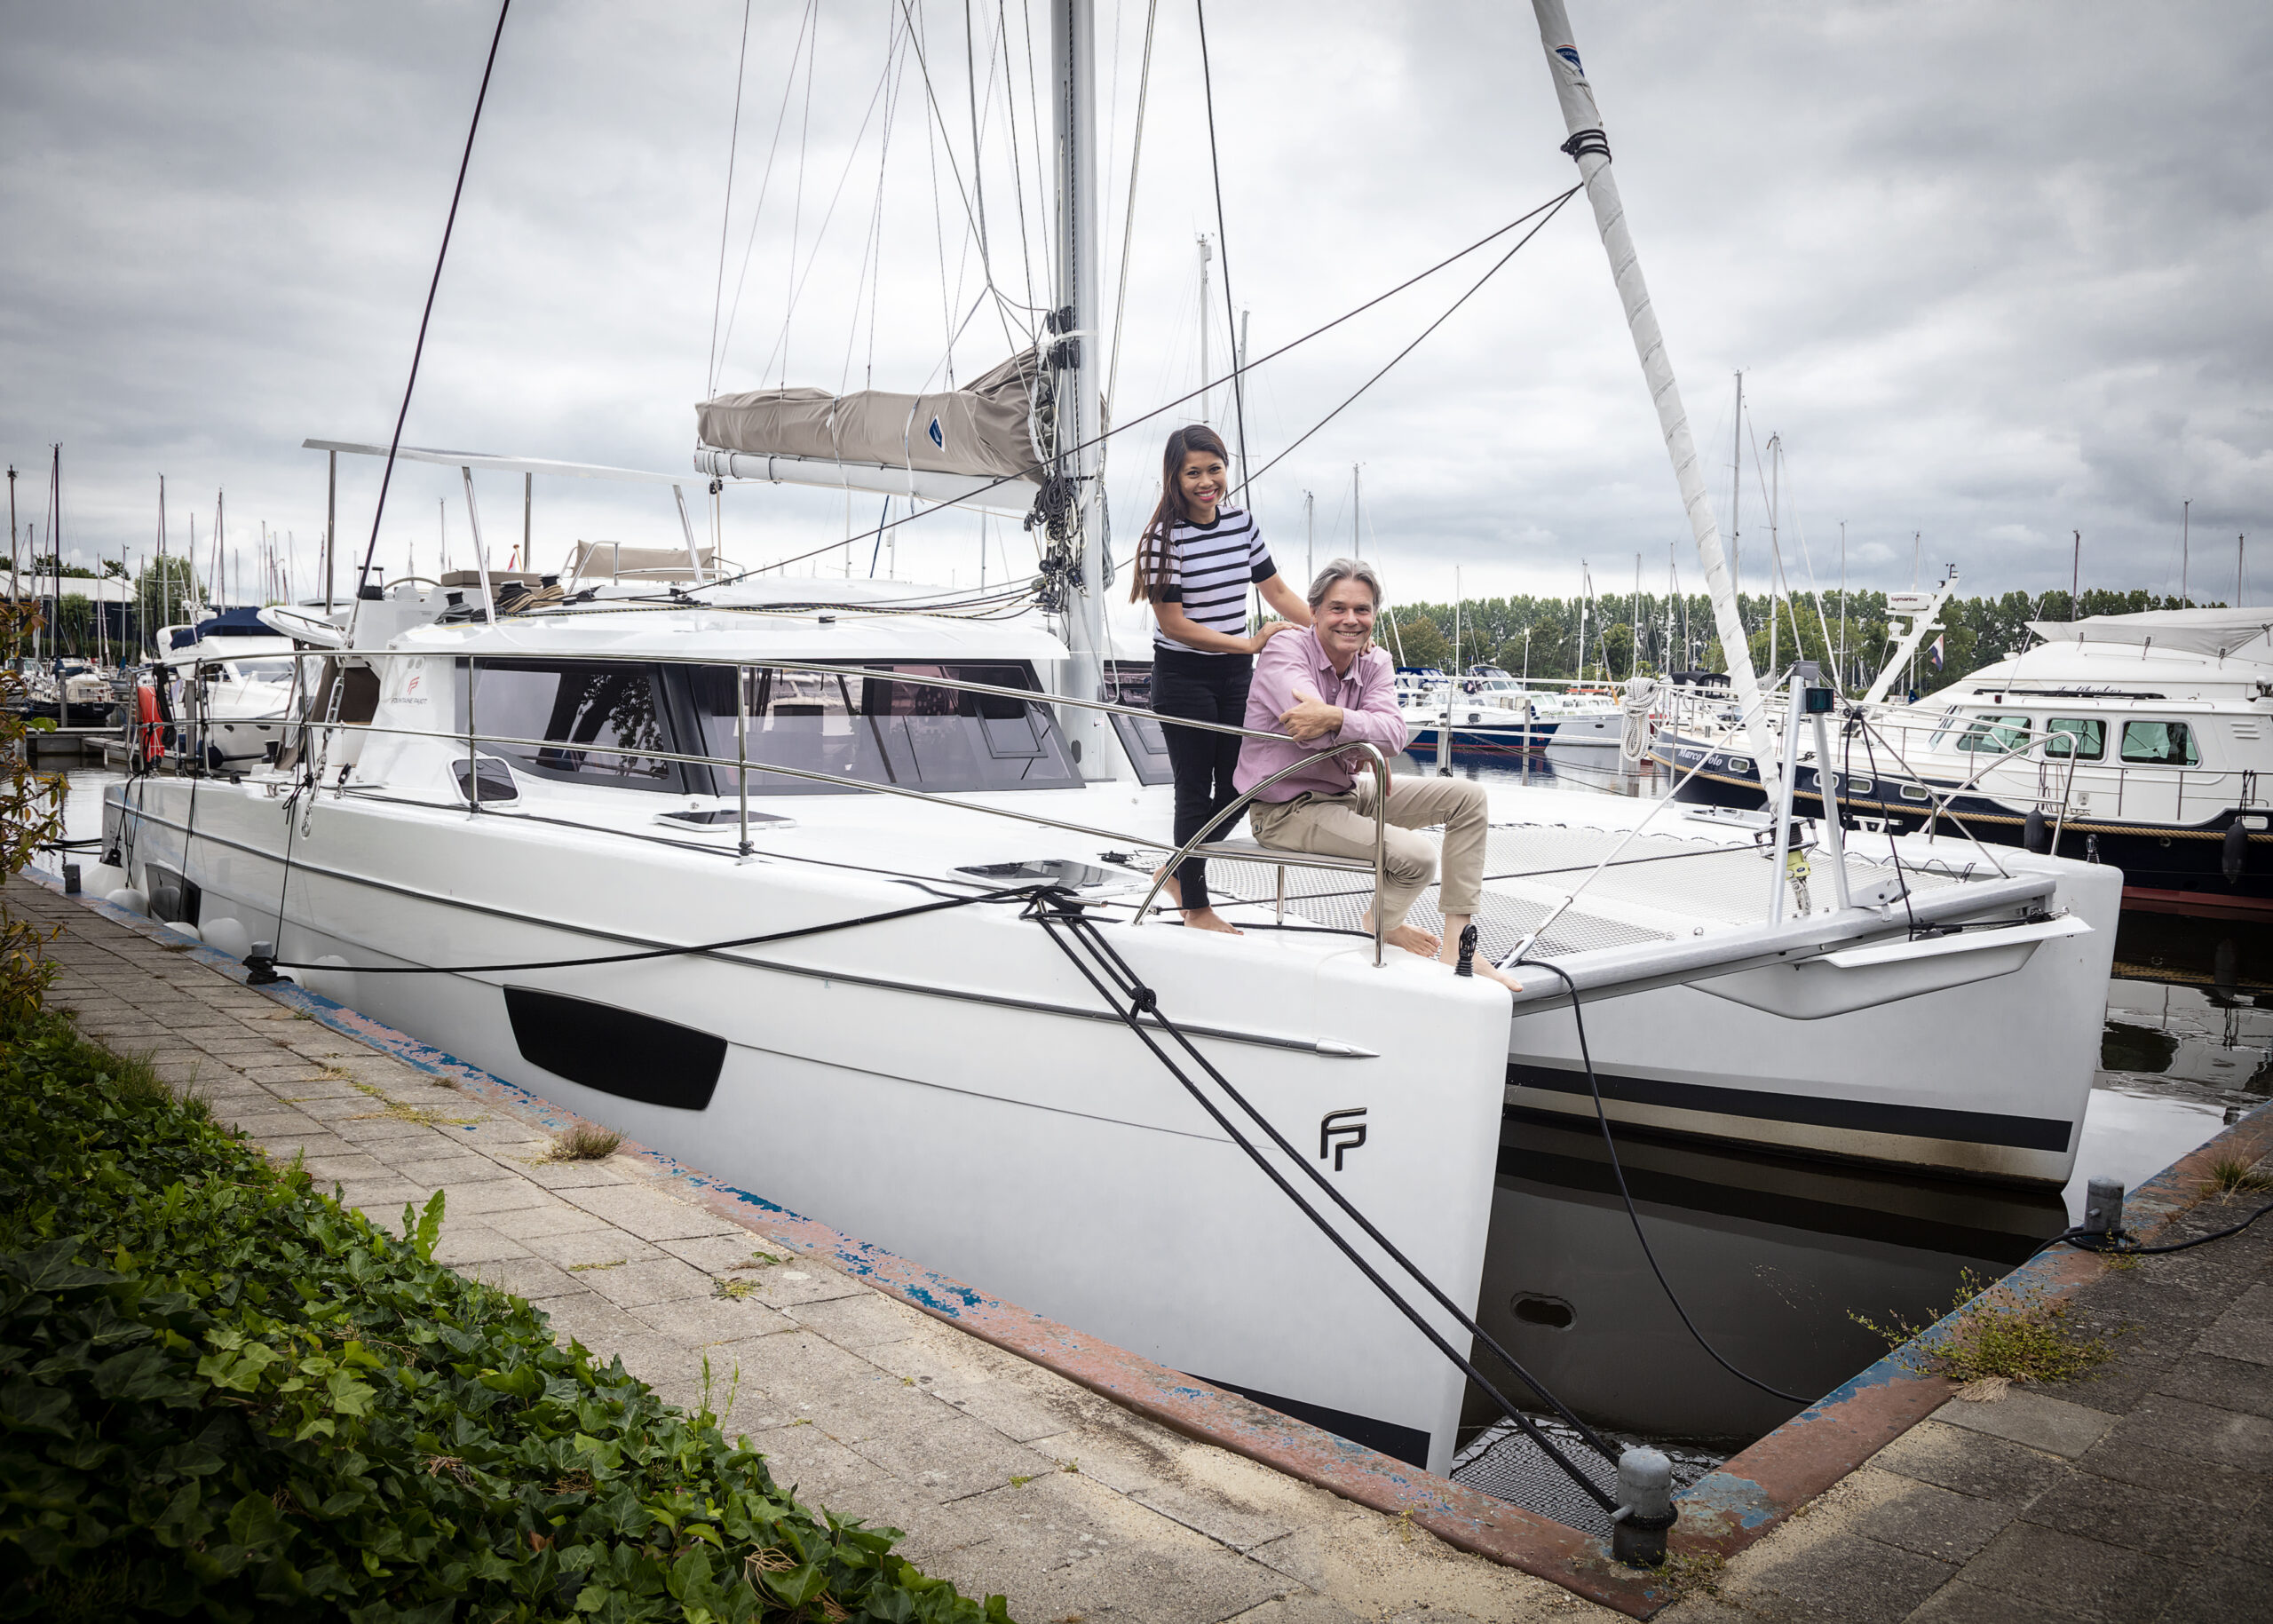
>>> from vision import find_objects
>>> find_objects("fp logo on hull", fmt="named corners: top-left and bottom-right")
top-left (1319, 1107), bottom-right (1367, 1172)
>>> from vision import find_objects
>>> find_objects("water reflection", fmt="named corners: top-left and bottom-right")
top-left (1468, 1115), bottom-right (2068, 1446)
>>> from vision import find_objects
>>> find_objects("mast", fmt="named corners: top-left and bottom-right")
top-left (1528, 3), bottom-right (1778, 781)
top-left (1304, 489), bottom-right (1315, 583)
top-left (324, 452), bottom-right (337, 614)
top-left (1049, 0), bottom-right (1111, 777)
top-left (1196, 235), bottom-right (1212, 424)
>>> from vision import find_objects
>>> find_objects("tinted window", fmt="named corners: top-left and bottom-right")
top-left (463, 661), bottom-right (679, 791)
top-left (2119, 720), bottom-right (2199, 766)
top-left (2045, 717), bottom-right (2105, 760)
top-left (1953, 713), bottom-right (2032, 753)
top-left (687, 662), bottom-right (1081, 794)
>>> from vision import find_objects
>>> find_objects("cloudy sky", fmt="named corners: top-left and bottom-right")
top-left (3, 0), bottom-right (2268, 622)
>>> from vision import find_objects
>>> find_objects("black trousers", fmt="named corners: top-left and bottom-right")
top-left (1152, 646), bottom-right (1253, 913)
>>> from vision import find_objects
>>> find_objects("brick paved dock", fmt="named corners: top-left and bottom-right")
top-left (1659, 1150), bottom-right (2273, 1622)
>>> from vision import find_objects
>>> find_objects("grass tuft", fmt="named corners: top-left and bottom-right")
top-left (2201, 1152), bottom-right (2273, 1197)
top-left (1854, 1269), bottom-right (2115, 1387)
top-left (542, 1121), bottom-right (622, 1162)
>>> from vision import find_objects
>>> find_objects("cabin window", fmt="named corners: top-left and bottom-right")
top-left (1951, 713), bottom-right (2032, 753)
top-left (461, 661), bottom-right (681, 791)
top-left (2044, 717), bottom-right (2105, 760)
top-left (1900, 782), bottom-right (1930, 802)
top-left (2119, 719), bottom-right (2199, 767)
top-left (687, 662), bottom-right (1081, 795)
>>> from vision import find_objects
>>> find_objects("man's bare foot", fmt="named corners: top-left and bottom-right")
top-left (1362, 913), bottom-right (1443, 959)
top-left (1181, 907), bottom-right (1243, 935)
top-left (1465, 959), bottom-right (1525, 994)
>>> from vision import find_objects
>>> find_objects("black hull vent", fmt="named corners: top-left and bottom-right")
top-left (503, 986), bottom-right (727, 1112)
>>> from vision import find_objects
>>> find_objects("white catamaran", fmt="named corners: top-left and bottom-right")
top-left (91, 2), bottom-right (2116, 1476)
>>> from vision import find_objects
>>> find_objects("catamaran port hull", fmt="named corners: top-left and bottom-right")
top-left (101, 774), bottom-right (1509, 1476)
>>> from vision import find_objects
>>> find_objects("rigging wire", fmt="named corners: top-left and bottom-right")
top-left (1241, 186), bottom-right (1581, 492)
top-left (1192, 0), bottom-right (1252, 503)
top-left (350, 0), bottom-right (511, 624)
top-left (1103, 0), bottom-right (1160, 454)
top-left (756, 44), bottom-right (903, 392)
top-left (717, 0), bottom-right (820, 385)
top-left (995, 0), bottom-right (1042, 318)
top-left (712, 188), bottom-right (1580, 584)
top-left (705, 0), bottom-right (756, 400)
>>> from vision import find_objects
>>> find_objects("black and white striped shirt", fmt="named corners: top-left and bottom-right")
top-left (1150, 508), bottom-right (1277, 655)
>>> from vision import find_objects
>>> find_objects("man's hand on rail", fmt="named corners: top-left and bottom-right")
top-left (1279, 688), bottom-right (1345, 743)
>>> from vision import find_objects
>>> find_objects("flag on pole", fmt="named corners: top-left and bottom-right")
top-left (1928, 633), bottom-right (1945, 669)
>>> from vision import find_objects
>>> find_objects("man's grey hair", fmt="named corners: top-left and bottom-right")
top-left (1307, 557), bottom-right (1383, 611)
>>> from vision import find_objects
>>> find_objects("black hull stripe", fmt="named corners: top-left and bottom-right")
top-left (1506, 1062), bottom-right (2075, 1153)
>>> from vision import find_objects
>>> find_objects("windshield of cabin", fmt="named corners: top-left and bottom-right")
top-left (688, 662), bottom-right (1081, 794)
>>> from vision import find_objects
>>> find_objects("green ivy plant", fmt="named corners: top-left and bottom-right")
top-left (0, 1014), bottom-right (1013, 1624)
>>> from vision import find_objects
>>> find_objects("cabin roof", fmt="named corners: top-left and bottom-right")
top-left (391, 596), bottom-right (1070, 664)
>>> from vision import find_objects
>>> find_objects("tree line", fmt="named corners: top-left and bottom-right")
top-left (1376, 588), bottom-right (2214, 696)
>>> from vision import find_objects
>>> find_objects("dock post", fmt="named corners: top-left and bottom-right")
top-left (1612, 1446), bottom-right (1675, 1567)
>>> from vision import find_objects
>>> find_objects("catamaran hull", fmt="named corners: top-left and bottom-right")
top-left (1501, 858), bottom-right (2121, 1185)
top-left (103, 777), bottom-right (1509, 1475)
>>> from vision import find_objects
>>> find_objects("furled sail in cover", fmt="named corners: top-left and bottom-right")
top-left (696, 348), bottom-right (1042, 487)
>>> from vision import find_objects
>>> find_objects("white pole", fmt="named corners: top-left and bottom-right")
top-left (1527, 2), bottom-right (1779, 789)
top-left (460, 467), bottom-right (496, 622)
top-left (1197, 235), bottom-right (1212, 424)
top-left (1304, 489), bottom-right (1314, 583)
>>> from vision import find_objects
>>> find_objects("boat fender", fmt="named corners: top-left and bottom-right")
top-left (2224, 820), bottom-right (2248, 885)
top-left (2023, 808), bottom-right (2049, 854)
top-left (106, 888), bottom-right (148, 915)
top-left (135, 684), bottom-right (164, 764)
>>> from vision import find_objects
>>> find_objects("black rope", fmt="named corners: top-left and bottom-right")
top-left (2049, 1196), bottom-right (2273, 1258)
top-left (1513, 956), bottom-right (1816, 1406)
top-left (1029, 894), bottom-right (1624, 1512)
top-left (351, 0), bottom-right (511, 610)
top-left (264, 883), bottom-right (1045, 977)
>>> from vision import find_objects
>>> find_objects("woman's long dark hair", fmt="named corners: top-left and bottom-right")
top-left (1129, 424), bottom-right (1233, 603)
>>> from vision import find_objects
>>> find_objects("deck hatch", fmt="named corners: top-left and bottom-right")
top-left (503, 987), bottom-right (726, 1111)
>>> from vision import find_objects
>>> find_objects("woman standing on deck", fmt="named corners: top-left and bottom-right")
top-left (1130, 425), bottom-right (1312, 933)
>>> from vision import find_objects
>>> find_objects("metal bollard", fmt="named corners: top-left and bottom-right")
top-left (2081, 1177), bottom-right (2126, 1240)
top-left (62, 863), bottom-right (80, 895)
top-left (1611, 1446), bottom-right (1675, 1567)
top-left (243, 941), bottom-right (286, 987)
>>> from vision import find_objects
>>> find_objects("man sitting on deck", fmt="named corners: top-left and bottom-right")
top-left (1236, 558), bottom-right (1521, 993)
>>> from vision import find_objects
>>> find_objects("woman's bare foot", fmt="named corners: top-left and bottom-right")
top-left (1151, 867), bottom-right (1184, 912)
top-left (1181, 907), bottom-right (1243, 935)
top-left (1363, 912), bottom-right (1443, 959)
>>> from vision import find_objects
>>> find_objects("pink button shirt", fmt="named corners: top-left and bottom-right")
top-left (1233, 628), bottom-right (1408, 801)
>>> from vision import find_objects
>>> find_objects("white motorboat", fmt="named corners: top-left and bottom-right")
top-left (85, 0), bottom-right (2121, 1483)
top-left (155, 607), bottom-right (305, 767)
top-left (1656, 602), bottom-right (2273, 916)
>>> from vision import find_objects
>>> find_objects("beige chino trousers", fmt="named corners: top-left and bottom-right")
top-left (1247, 773), bottom-right (1491, 933)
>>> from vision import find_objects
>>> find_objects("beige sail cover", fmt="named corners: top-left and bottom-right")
top-left (696, 348), bottom-right (1043, 486)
